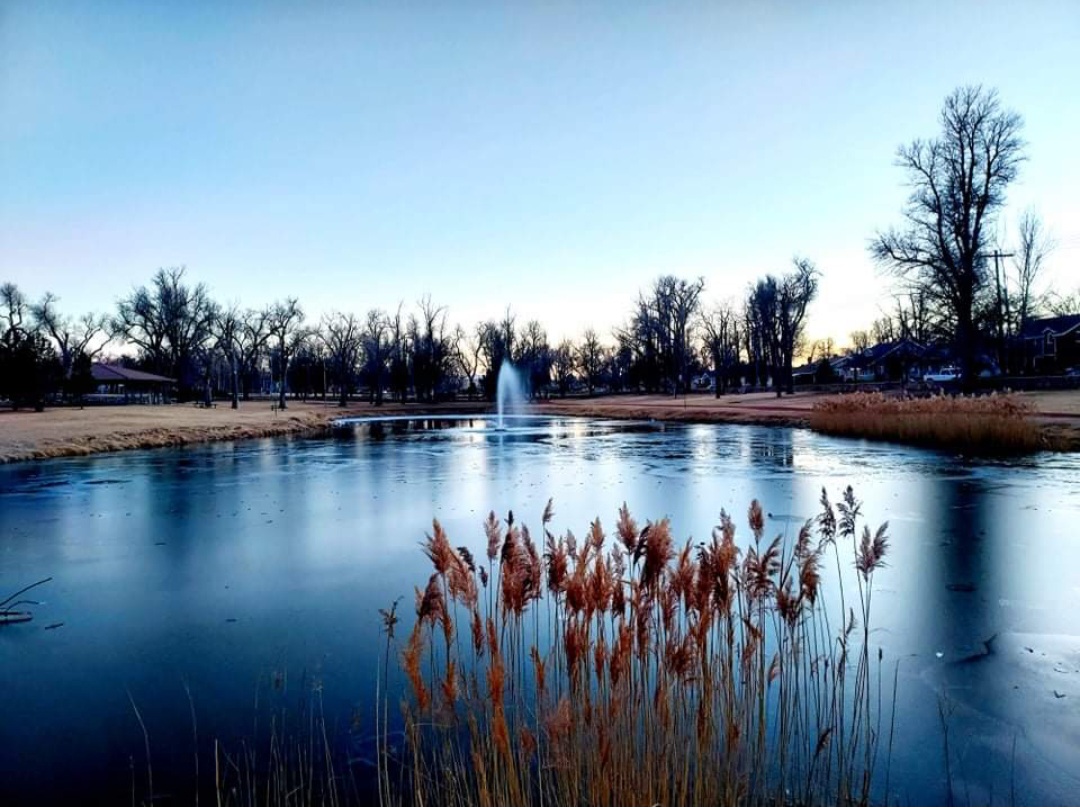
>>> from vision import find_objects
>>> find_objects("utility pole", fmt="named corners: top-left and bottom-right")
top-left (987, 249), bottom-right (1015, 373)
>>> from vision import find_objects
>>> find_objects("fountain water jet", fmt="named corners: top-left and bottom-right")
top-left (495, 362), bottom-right (527, 429)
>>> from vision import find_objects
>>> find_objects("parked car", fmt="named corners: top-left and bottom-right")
top-left (1064, 367), bottom-right (1080, 377)
top-left (923, 366), bottom-right (959, 383)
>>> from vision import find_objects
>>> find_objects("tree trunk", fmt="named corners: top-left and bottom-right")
top-left (230, 356), bottom-right (240, 410)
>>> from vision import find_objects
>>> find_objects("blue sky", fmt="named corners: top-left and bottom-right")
top-left (2, 1), bottom-right (1078, 346)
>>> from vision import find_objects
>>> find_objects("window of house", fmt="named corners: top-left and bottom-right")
top-left (1045, 333), bottom-right (1056, 355)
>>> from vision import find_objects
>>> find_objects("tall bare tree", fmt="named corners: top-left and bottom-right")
top-left (410, 296), bottom-right (452, 402)
top-left (1011, 209), bottom-right (1054, 334)
top-left (517, 320), bottom-right (551, 398)
top-left (870, 316), bottom-right (897, 346)
top-left (322, 312), bottom-right (364, 407)
top-left (1, 283), bottom-right (30, 348)
top-left (453, 324), bottom-right (483, 400)
top-left (362, 309), bottom-right (392, 406)
top-left (238, 308), bottom-right (272, 400)
top-left (699, 301), bottom-right (740, 396)
top-left (31, 293), bottom-right (110, 377)
top-left (849, 330), bottom-right (871, 354)
top-left (112, 267), bottom-right (217, 397)
top-left (212, 304), bottom-right (244, 409)
top-left (893, 290), bottom-right (933, 344)
top-left (655, 276), bottom-right (705, 394)
top-left (551, 339), bottom-right (576, 397)
top-left (1046, 290), bottom-right (1080, 317)
top-left (267, 298), bottom-right (304, 410)
top-left (576, 328), bottom-right (605, 395)
top-left (871, 86), bottom-right (1025, 388)
top-left (748, 259), bottom-right (818, 396)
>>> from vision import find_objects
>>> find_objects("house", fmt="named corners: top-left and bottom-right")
top-left (793, 356), bottom-right (846, 385)
top-left (90, 364), bottom-right (176, 403)
top-left (1019, 314), bottom-right (1080, 374)
top-left (843, 339), bottom-right (928, 383)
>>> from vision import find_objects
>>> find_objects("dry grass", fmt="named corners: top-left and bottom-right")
top-left (809, 392), bottom-right (1048, 454)
top-left (541, 392), bottom-right (817, 427)
top-left (381, 489), bottom-right (892, 807)
top-left (3, 392), bottom-right (1077, 464)
top-left (0, 400), bottom-right (489, 464)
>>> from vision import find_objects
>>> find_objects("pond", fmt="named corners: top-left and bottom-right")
top-left (1, 417), bottom-right (1078, 805)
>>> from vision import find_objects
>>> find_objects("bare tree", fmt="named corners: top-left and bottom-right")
top-left (576, 328), bottom-right (605, 395)
top-left (113, 267), bottom-right (217, 396)
top-left (1046, 290), bottom-right (1080, 317)
top-left (322, 312), bottom-right (364, 407)
top-left (747, 259), bottom-right (818, 396)
top-left (699, 301), bottom-right (740, 396)
top-left (849, 330), bottom-right (871, 354)
top-left (893, 290), bottom-right (932, 344)
top-left (1012, 209), bottom-right (1054, 333)
top-left (238, 308), bottom-right (272, 400)
top-left (871, 86), bottom-right (1025, 389)
top-left (551, 339), bottom-right (576, 397)
top-left (775, 259), bottom-right (819, 394)
top-left (387, 303), bottom-right (410, 403)
top-left (517, 320), bottom-right (551, 398)
top-left (362, 309), bottom-right (392, 406)
top-left (0, 283), bottom-right (63, 410)
top-left (410, 296), bottom-right (453, 402)
top-left (453, 324), bottom-right (483, 400)
top-left (476, 309), bottom-right (517, 398)
top-left (212, 304), bottom-right (244, 409)
top-left (813, 337), bottom-right (836, 360)
top-left (870, 316), bottom-right (897, 346)
top-left (31, 293), bottom-right (110, 377)
top-left (1, 283), bottom-right (30, 348)
top-left (654, 276), bottom-right (705, 394)
top-left (267, 298), bottom-right (304, 410)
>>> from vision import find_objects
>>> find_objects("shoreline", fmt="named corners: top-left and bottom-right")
top-left (1, 391), bottom-right (1078, 464)
top-left (0, 400), bottom-right (491, 465)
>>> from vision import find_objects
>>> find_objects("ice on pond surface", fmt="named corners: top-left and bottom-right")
top-left (1, 418), bottom-right (1079, 805)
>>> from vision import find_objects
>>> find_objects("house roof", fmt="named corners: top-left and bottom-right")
top-left (91, 363), bottom-right (176, 384)
top-left (793, 356), bottom-right (848, 377)
top-left (848, 338), bottom-right (926, 367)
top-left (1019, 314), bottom-right (1080, 340)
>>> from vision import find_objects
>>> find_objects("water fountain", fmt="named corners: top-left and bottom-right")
top-left (495, 361), bottom-right (527, 429)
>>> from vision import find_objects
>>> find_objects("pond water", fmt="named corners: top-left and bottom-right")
top-left (1, 417), bottom-right (1078, 805)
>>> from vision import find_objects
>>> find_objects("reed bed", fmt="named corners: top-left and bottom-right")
top-left (126, 676), bottom-right (357, 807)
top-left (809, 392), bottom-right (1044, 454)
top-left (381, 489), bottom-right (892, 807)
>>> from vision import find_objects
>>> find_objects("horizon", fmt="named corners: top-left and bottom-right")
top-left (2, 1), bottom-right (1079, 348)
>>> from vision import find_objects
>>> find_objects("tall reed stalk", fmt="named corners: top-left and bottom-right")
top-left (385, 488), bottom-right (891, 807)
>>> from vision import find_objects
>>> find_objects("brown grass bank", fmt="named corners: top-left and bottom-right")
top-left (542, 390), bottom-right (1080, 452)
top-left (0, 400), bottom-right (491, 464)
top-left (3, 390), bottom-right (1077, 464)
top-left (539, 391), bottom-right (816, 427)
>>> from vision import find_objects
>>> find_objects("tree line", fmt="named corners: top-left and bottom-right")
top-left (0, 257), bottom-right (822, 409)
